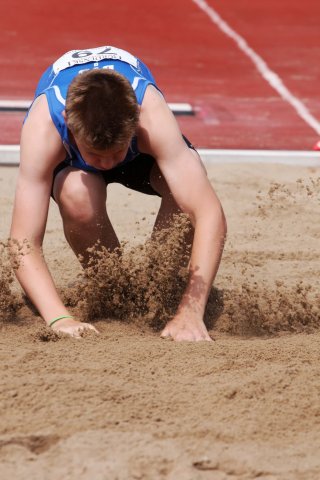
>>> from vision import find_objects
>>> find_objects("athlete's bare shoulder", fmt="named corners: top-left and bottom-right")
top-left (26, 94), bottom-right (53, 121)
top-left (21, 94), bottom-right (65, 170)
top-left (138, 85), bottom-right (184, 157)
top-left (140, 84), bottom-right (168, 114)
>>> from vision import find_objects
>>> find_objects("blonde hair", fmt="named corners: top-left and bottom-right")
top-left (65, 69), bottom-right (139, 149)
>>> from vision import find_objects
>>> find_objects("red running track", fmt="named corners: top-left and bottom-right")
top-left (0, 0), bottom-right (319, 149)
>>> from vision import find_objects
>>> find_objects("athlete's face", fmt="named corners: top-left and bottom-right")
top-left (74, 137), bottom-right (130, 170)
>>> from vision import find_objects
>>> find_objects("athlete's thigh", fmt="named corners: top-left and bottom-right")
top-left (53, 166), bottom-right (107, 207)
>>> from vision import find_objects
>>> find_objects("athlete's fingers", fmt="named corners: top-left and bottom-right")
top-left (160, 327), bottom-right (172, 339)
top-left (81, 323), bottom-right (100, 334)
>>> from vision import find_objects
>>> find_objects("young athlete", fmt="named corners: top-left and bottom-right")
top-left (10, 46), bottom-right (227, 341)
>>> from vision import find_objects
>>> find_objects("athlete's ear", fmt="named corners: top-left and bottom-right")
top-left (62, 110), bottom-right (67, 120)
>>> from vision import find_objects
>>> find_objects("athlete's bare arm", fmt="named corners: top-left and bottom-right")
top-left (10, 95), bottom-right (98, 337)
top-left (138, 86), bottom-right (227, 341)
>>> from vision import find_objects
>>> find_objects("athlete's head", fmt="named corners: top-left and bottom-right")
top-left (65, 69), bottom-right (139, 153)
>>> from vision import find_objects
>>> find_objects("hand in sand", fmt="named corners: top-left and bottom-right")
top-left (160, 313), bottom-right (212, 342)
top-left (50, 317), bottom-right (99, 338)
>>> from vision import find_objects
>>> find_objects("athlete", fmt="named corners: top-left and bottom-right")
top-left (10, 46), bottom-right (227, 341)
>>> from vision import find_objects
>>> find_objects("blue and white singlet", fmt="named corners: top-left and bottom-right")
top-left (31, 46), bottom-right (159, 172)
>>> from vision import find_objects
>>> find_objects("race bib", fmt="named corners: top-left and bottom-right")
top-left (52, 46), bottom-right (138, 74)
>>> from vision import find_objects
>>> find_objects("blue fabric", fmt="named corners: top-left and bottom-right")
top-left (29, 46), bottom-right (160, 172)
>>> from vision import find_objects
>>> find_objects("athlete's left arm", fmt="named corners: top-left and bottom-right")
top-left (139, 86), bottom-right (227, 341)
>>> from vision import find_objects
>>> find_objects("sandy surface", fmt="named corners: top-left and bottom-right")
top-left (0, 163), bottom-right (320, 480)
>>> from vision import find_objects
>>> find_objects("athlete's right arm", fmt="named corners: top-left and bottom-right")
top-left (10, 95), bottom-right (98, 337)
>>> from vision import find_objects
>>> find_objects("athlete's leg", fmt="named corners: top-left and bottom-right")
top-left (53, 167), bottom-right (120, 266)
top-left (149, 150), bottom-right (204, 248)
top-left (150, 162), bottom-right (184, 229)
top-left (150, 148), bottom-right (206, 227)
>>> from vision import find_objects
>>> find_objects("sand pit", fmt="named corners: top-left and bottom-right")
top-left (0, 163), bottom-right (320, 479)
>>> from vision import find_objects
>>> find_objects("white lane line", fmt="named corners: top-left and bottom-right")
top-left (0, 100), bottom-right (31, 109)
top-left (0, 99), bottom-right (194, 114)
top-left (191, 0), bottom-right (320, 135)
top-left (1, 145), bottom-right (319, 167)
top-left (200, 149), bottom-right (320, 166)
top-left (169, 103), bottom-right (194, 113)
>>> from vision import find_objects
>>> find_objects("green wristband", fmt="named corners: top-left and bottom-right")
top-left (49, 315), bottom-right (74, 327)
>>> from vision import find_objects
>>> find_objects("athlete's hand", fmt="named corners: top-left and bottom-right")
top-left (50, 317), bottom-right (99, 338)
top-left (160, 312), bottom-right (212, 342)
